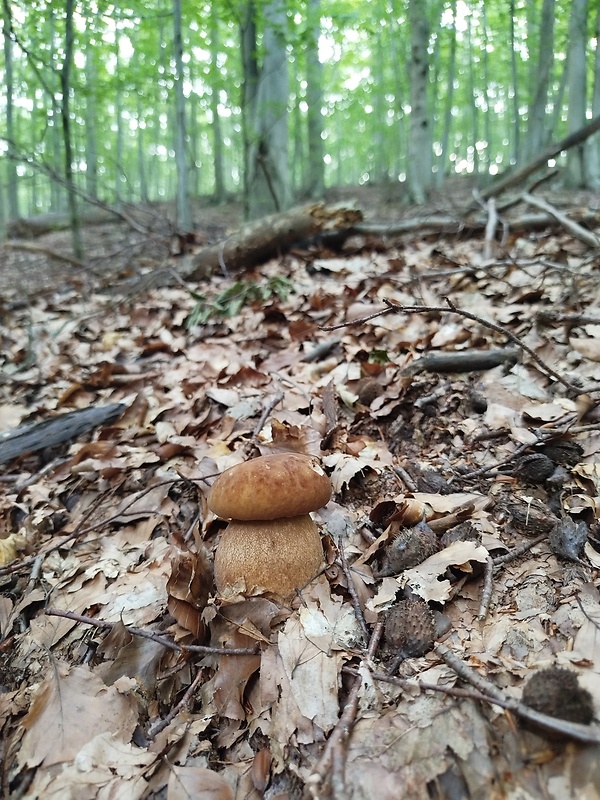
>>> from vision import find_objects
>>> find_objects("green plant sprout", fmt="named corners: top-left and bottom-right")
top-left (187, 276), bottom-right (294, 327)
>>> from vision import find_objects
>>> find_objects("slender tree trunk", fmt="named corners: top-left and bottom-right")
top-left (566, 0), bottom-right (589, 187)
top-left (173, 0), bottom-right (191, 228)
top-left (481, 3), bottom-right (491, 172)
top-left (245, 0), bottom-right (290, 219)
top-left (62, 0), bottom-right (84, 259)
top-left (525, 0), bottom-right (556, 162)
top-left (305, 0), bottom-right (325, 196)
top-left (114, 26), bottom-right (126, 204)
top-left (438, 0), bottom-right (457, 181)
top-left (240, 1), bottom-right (259, 217)
top-left (84, 29), bottom-right (98, 200)
top-left (587, 5), bottom-right (600, 187)
top-left (49, 8), bottom-right (65, 211)
top-left (466, 10), bottom-right (479, 173)
top-left (2, 0), bottom-right (19, 220)
top-left (209, 3), bottom-right (225, 202)
top-left (407, 0), bottom-right (433, 203)
top-left (509, 0), bottom-right (521, 163)
top-left (136, 91), bottom-right (148, 203)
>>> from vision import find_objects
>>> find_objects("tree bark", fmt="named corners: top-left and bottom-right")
top-left (2, 0), bottom-right (19, 220)
top-left (565, 0), bottom-right (589, 187)
top-left (173, 0), bottom-right (191, 230)
top-left (62, 0), bottom-right (84, 259)
top-left (525, 0), bottom-right (556, 162)
top-left (246, 0), bottom-right (290, 219)
top-left (180, 202), bottom-right (362, 281)
top-left (407, 0), bottom-right (433, 203)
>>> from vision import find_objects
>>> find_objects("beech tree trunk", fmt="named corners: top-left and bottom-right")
top-left (525, 0), bottom-right (556, 163)
top-left (173, 0), bottom-right (191, 230)
top-left (407, 0), bottom-right (433, 203)
top-left (565, 0), bottom-right (589, 187)
top-left (2, 0), bottom-right (19, 220)
top-left (61, 0), bottom-right (84, 259)
top-left (305, 0), bottom-right (325, 197)
top-left (245, 0), bottom-right (290, 219)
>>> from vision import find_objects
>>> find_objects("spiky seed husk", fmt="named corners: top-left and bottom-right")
top-left (384, 599), bottom-right (436, 658)
top-left (521, 667), bottom-right (594, 726)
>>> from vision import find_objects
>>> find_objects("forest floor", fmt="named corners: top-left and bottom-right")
top-left (2, 180), bottom-right (600, 799)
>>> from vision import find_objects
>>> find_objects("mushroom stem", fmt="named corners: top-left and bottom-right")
top-left (214, 515), bottom-right (323, 598)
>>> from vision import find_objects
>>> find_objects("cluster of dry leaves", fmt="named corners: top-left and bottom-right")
top-left (2, 201), bottom-right (600, 800)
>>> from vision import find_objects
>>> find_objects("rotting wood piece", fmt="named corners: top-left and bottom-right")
top-left (0, 403), bottom-right (126, 465)
top-left (178, 201), bottom-right (363, 280)
top-left (403, 348), bottom-right (520, 376)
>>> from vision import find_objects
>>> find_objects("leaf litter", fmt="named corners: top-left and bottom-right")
top-left (2, 208), bottom-right (600, 798)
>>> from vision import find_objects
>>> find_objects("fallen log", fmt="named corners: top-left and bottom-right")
top-left (178, 201), bottom-right (363, 280)
top-left (6, 208), bottom-right (119, 239)
top-left (0, 403), bottom-right (126, 465)
top-left (353, 208), bottom-right (600, 237)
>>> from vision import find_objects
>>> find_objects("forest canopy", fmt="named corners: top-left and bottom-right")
top-left (1, 0), bottom-right (600, 227)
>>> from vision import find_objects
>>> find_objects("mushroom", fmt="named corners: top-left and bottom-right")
top-left (207, 453), bottom-right (332, 598)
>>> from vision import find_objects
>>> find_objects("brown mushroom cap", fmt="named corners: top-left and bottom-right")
top-left (214, 515), bottom-right (323, 597)
top-left (207, 453), bottom-right (332, 521)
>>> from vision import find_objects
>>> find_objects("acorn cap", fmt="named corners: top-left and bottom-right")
top-left (207, 453), bottom-right (332, 521)
top-left (214, 515), bottom-right (323, 597)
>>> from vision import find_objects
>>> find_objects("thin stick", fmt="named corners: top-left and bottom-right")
top-left (146, 666), bottom-right (205, 741)
top-left (323, 299), bottom-right (598, 395)
top-left (44, 608), bottom-right (259, 656)
top-left (306, 621), bottom-right (384, 798)
top-left (434, 642), bottom-right (600, 743)
top-left (477, 556), bottom-right (494, 620)
top-left (492, 534), bottom-right (547, 566)
top-left (338, 538), bottom-right (370, 643)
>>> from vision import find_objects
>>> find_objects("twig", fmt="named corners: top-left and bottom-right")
top-left (306, 621), bottom-right (384, 799)
top-left (477, 556), bottom-right (494, 620)
top-left (146, 666), bottom-right (205, 741)
top-left (523, 193), bottom-right (600, 249)
top-left (338, 538), bottom-right (370, 643)
top-left (44, 608), bottom-right (259, 656)
top-left (483, 197), bottom-right (498, 260)
top-left (323, 299), bottom-right (598, 395)
top-left (434, 642), bottom-right (600, 743)
top-left (252, 391), bottom-right (284, 438)
top-left (492, 534), bottom-right (547, 566)
top-left (452, 420), bottom-right (576, 484)
top-left (0, 478), bottom-right (183, 576)
top-left (393, 466), bottom-right (418, 493)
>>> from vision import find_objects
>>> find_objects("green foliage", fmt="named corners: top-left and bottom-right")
top-left (187, 276), bottom-right (294, 327)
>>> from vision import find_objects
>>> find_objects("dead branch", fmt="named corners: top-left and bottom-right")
top-left (404, 347), bottom-right (520, 376)
top-left (352, 208), bottom-right (600, 237)
top-left (3, 239), bottom-right (85, 267)
top-left (322, 298), bottom-right (596, 395)
top-left (435, 642), bottom-right (600, 743)
top-left (0, 403), bottom-right (126, 465)
top-left (479, 114), bottom-right (600, 201)
top-left (179, 201), bottom-right (363, 280)
top-left (522, 193), bottom-right (600, 248)
top-left (306, 620), bottom-right (384, 799)
top-left (44, 608), bottom-right (259, 656)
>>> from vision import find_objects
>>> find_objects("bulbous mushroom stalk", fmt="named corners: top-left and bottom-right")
top-left (207, 453), bottom-right (332, 598)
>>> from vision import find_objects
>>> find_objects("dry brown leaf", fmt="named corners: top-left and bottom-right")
top-left (397, 541), bottom-right (490, 603)
top-left (19, 661), bottom-right (138, 768)
top-left (167, 766), bottom-right (234, 800)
